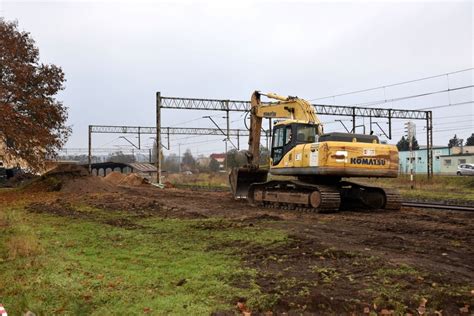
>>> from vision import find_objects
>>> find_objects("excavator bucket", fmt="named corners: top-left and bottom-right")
top-left (229, 167), bottom-right (268, 199)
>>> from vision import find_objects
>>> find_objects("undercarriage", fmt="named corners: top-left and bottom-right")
top-left (245, 178), bottom-right (401, 213)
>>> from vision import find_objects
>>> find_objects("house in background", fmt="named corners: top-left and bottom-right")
top-left (398, 146), bottom-right (450, 174)
top-left (439, 153), bottom-right (474, 174)
top-left (210, 153), bottom-right (226, 169)
top-left (398, 145), bottom-right (474, 175)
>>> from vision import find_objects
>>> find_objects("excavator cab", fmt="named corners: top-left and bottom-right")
top-left (271, 122), bottom-right (319, 166)
top-left (230, 121), bottom-right (319, 199)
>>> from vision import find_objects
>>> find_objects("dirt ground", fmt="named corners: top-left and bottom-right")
top-left (3, 172), bottom-right (473, 315)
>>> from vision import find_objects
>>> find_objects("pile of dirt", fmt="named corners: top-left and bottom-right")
top-left (4, 172), bottom-right (37, 188)
top-left (120, 173), bottom-right (148, 186)
top-left (60, 176), bottom-right (118, 194)
top-left (24, 164), bottom-right (119, 194)
top-left (104, 171), bottom-right (127, 185)
top-left (104, 172), bottom-right (148, 187)
top-left (44, 163), bottom-right (89, 177)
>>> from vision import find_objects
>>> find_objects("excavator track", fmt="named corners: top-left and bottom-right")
top-left (383, 188), bottom-right (402, 210)
top-left (246, 180), bottom-right (401, 213)
top-left (339, 181), bottom-right (402, 211)
top-left (248, 180), bottom-right (341, 213)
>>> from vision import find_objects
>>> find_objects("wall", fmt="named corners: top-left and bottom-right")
top-left (398, 147), bottom-right (450, 174)
top-left (451, 146), bottom-right (474, 155)
top-left (440, 155), bottom-right (474, 174)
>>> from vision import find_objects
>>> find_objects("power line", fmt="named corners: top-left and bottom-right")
top-left (432, 127), bottom-right (473, 133)
top-left (309, 68), bottom-right (473, 101)
top-left (431, 113), bottom-right (474, 120)
top-left (167, 114), bottom-right (222, 128)
top-left (417, 100), bottom-right (474, 110)
top-left (97, 136), bottom-right (121, 148)
top-left (350, 85), bottom-right (473, 107)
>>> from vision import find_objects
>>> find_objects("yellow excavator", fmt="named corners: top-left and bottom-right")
top-left (229, 91), bottom-right (401, 212)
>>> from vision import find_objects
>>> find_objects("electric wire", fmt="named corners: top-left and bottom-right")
top-left (348, 86), bottom-right (473, 107)
top-left (308, 68), bottom-right (473, 101)
top-left (417, 100), bottom-right (474, 110)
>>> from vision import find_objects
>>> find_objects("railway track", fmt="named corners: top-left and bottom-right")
top-left (402, 202), bottom-right (474, 212)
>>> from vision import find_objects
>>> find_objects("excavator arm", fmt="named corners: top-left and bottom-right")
top-left (247, 91), bottom-right (323, 167)
top-left (230, 91), bottom-right (323, 198)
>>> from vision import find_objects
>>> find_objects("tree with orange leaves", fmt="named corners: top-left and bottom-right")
top-left (0, 19), bottom-right (70, 170)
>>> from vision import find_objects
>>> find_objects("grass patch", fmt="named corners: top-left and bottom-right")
top-left (375, 264), bottom-right (419, 278)
top-left (0, 204), bottom-right (287, 315)
top-left (350, 175), bottom-right (474, 202)
top-left (165, 173), bottom-right (229, 189)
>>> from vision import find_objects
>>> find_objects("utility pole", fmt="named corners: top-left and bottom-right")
top-left (224, 138), bottom-right (228, 170)
top-left (88, 125), bottom-right (92, 173)
top-left (225, 103), bottom-right (230, 171)
top-left (156, 92), bottom-right (162, 185)
top-left (178, 143), bottom-right (181, 173)
top-left (405, 121), bottom-right (416, 189)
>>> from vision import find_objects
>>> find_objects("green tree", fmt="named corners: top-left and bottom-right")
top-left (208, 158), bottom-right (220, 172)
top-left (163, 153), bottom-right (179, 172)
top-left (465, 133), bottom-right (474, 146)
top-left (224, 149), bottom-right (247, 168)
top-left (181, 149), bottom-right (195, 169)
top-left (396, 136), bottom-right (419, 151)
top-left (396, 136), bottom-right (409, 151)
top-left (0, 19), bottom-right (71, 170)
top-left (448, 134), bottom-right (463, 148)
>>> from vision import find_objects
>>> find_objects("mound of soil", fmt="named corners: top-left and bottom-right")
top-left (60, 176), bottom-right (118, 194)
top-left (104, 172), bottom-right (148, 187)
top-left (104, 171), bottom-right (127, 185)
top-left (4, 172), bottom-right (37, 188)
top-left (44, 163), bottom-right (89, 177)
top-left (24, 164), bottom-right (119, 194)
top-left (120, 173), bottom-right (148, 186)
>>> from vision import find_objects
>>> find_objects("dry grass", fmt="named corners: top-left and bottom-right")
top-left (7, 233), bottom-right (43, 259)
top-left (0, 212), bottom-right (9, 228)
top-left (1, 208), bottom-right (43, 260)
top-left (165, 172), bottom-right (229, 187)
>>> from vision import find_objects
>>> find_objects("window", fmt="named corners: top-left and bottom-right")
top-left (272, 127), bottom-right (286, 165)
top-left (444, 159), bottom-right (451, 166)
top-left (459, 159), bottom-right (466, 164)
top-left (296, 125), bottom-right (318, 143)
top-left (273, 128), bottom-right (285, 147)
top-left (285, 126), bottom-right (292, 145)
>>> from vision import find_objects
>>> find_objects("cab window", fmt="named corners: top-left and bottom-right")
top-left (296, 125), bottom-right (318, 143)
top-left (274, 127), bottom-right (285, 147)
top-left (285, 126), bottom-right (292, 144)
top-left (272, 127), bottom-right (285, 164)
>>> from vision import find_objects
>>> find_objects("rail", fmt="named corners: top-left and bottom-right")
top-left (402, 202), bottom-right (474, 212)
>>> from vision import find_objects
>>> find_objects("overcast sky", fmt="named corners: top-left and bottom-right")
top-left (2, 0), bottom-right (473, 156)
